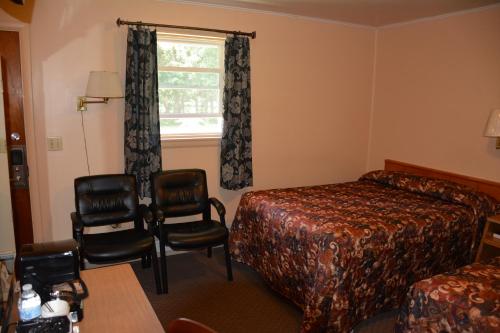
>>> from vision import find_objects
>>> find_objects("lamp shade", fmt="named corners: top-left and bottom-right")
top-left (85, 71), bottom-right (123, 98)
top-left (484, 109), bottom-right (500, 137)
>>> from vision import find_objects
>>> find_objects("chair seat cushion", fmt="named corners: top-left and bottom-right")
top-left (83, 229), bottom-right (154, 263)
top-left (162, 220), bottom-right (228, 250)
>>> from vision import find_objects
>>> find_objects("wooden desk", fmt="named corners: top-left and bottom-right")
top-left (79, 264), bottom-right (164, 333)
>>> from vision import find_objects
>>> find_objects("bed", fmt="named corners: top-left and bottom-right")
top-left (395, 256), bottom-right (500, 333)
top-left (229, 160), bottom-right (500, 332)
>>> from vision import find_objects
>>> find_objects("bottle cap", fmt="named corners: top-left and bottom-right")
top-left (22, 284), bottom-right (32, 291)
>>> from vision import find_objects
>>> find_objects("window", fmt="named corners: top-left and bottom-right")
top-left (157, 33), bottom-right (224, 140)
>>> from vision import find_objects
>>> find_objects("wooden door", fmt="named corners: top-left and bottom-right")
top-left (0, 30), bottom-right (33, 250)
top-left (0, 59), bottom-right (16, 258)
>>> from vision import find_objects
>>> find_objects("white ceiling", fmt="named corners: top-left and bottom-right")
top-left (177, 0), bottom-right (500, 26)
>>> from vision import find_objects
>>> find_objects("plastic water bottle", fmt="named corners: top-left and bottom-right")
top-left (18, 284), bottom-right (41, 321)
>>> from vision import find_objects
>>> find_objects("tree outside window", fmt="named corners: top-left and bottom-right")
top-left (157, 35), bottom-right (224, 139)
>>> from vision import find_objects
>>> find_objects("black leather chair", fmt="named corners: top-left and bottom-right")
top-left (71, 174), bottom-right (163, 294)
top-left (151, 169), bottom-right (233, 293)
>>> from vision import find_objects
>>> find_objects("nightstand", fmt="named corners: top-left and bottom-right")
top-left (475, 215), bottom-right (500, 262)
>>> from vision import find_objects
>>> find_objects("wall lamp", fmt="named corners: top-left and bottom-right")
top-left (77, 71), bottom-right (123, 111)
top-left (484, 109), bottom-right (500, 149)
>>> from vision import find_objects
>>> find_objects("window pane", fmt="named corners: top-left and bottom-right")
top-left (159, 88), bottom-right (220, 115)
top-left (158, 41), bottom-right (219, 68)
top-left (159, 71), bottom-right (219, 89)
top-left (157, 37), bottom-right (223, 138)
top-left (160, 117), bottom-right (223, 136)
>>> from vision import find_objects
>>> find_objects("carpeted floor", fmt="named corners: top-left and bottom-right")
top-left (132, 249), bottom-right (398, 333)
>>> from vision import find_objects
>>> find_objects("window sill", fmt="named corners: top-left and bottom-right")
top-left (161, 137), bottom-right (221, 148)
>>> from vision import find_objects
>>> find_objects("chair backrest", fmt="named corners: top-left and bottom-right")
top-left (74, 174), bottom-right (138, 227)
top-left (151, 169), bottom-right (209, 218)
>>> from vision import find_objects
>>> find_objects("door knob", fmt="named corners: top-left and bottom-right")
top-left (10, 132), bottom-right (21, 141)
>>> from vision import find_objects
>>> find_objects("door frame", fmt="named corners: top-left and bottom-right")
top-left (0, 20), bottom-right (51, 243)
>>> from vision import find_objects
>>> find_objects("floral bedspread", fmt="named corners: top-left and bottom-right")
top-left (395, 256), bottom-right (500, 333)
top-left (229, 171), bottom-right (498, 333)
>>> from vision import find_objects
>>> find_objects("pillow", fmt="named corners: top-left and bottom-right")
top-left (360, 170), bottom-right (499, 219)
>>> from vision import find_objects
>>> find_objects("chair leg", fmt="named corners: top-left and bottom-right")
top-left (141, 254), bottom-right (151, 268)
top-left (151, 247), bottom-right (162, 294)
top-left (79, 254), bottom-right (85, 271)
top-left (207, 247), bottom-right (212, 258)
top-left (158, 232), bottom-right (168, 293)
top-left (223, 241), bottom-right (233, 281)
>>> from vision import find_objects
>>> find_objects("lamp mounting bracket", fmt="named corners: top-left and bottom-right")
top-left (77, 96), bottom-right (110, 112)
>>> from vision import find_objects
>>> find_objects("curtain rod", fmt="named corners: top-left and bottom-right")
top-left (116, 18), bottom-right (256, 39)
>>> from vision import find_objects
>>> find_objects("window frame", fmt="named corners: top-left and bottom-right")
top-left (157, 32), bottom-right (225, 141)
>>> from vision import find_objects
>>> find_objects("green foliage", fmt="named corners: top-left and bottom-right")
top-left (158, 72), bottom-right (218, 89)
top-left (159, 88), bottom-right (219, 115)
top-left (199, 117), bottom-right (219, 126)
top-left (157, 39), bottom-right (222, 135)
top-left (157, 41), bottom-right (219, 68)
top-left (160, 119), bottom-right (181, 127)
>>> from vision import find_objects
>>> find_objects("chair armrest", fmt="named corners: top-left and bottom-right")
top-left (138, 204), bottom-right (154, 224)
top-left (209, 197), bottom-right (226, 226)
top-left (70, 212), bottom-right (84, 244)
top-left (71, 212), bottom-right (84, 231)
top-left (148, 205), bottom-right (165, 224)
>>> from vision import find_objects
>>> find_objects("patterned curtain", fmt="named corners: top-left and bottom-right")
top-left (124, 27), bottom-right (162, 198)
top-left (220, 36), bottom-right (253, 190)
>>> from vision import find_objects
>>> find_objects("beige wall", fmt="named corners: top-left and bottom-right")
top-left (17, 0), bottom-right (499, 243)
top-left (0, 60), bottom-right (15, 256)
top-left (0, 0), bottom-right (498, 301)
top-left (368, 6), bottom-right (500, 180)
top-left (27, 0), bottom-right (375, 240)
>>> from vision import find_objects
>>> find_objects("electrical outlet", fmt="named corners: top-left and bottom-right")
top-left (47, 136), bottom-right (63, 151)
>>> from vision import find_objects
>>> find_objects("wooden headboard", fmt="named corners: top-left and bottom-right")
top-left (385, 159), bottom-right (500, 202)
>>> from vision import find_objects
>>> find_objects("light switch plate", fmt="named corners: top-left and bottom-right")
top-left (47, 136), bottom-right (63, 151)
